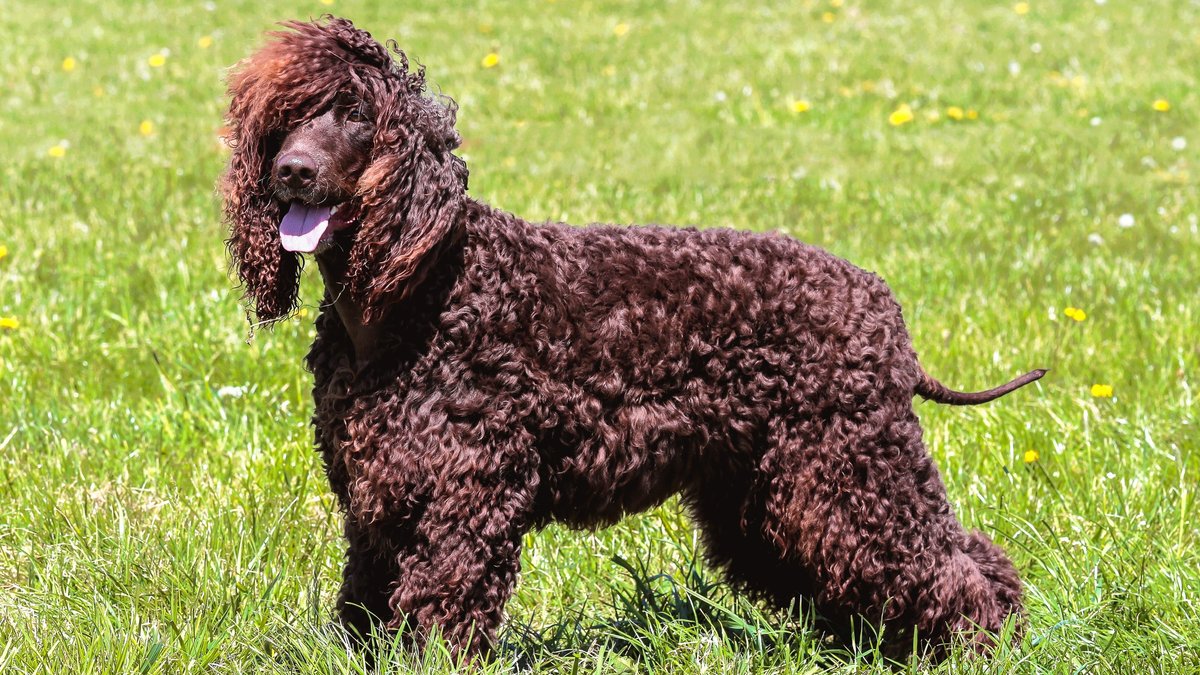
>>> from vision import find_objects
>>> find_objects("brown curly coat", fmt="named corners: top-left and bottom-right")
top-left (222, 16), bottom-right (1042, 660)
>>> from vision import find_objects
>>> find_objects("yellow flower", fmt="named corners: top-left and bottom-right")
top-left (966, 108), bottom-right (979, 120)
top-left (0, 317), bottom-right (18, 330)
top-left (198, 35), bottom-right (214, 49)
top-left (822, 11), bottom-right (835, 23)
top-left (480, 52), bottom-right (500, 69)
top-left (1023, 449), bottom-right (1039, 464)
top-left (0, 245), bottom-right (7, 262)
top-left (613, 22), bottom-right (630, 37)
top-left (831, 0), bottom-right (844, 6)
top-left (93, 85), bottom-right (106, 97)
top-left (139, 120), bottom-right (155, 136)
top-left (503, 156), bottom-right (517, 168)
top-left (790, 99), bottom-right (812, 113)
top-left (148, 53), bottom-right (167, 68)
top-left (947, 106), bottom-right (965, 120)
top-left (1091, 384), bottom-right (1114, 398)
top-left (1064, 306), bottom-right (1087, 322)
top-left (1014, 2), bottom-right (1030, 15)
top-left (888, 103), bottom-right (914, 126)
top-left (925, 109), bottom-right (941, 122)
top-left (320, 0), bottom-right (334, 5)
top-left (298, 307), bottom-right (310, 319)
top-left (1152, 98), bottom-right (1171, 112)
top-left (62, 57), bottom-right (77, 72)
top-left (47, 143), bottom-right (67, 158)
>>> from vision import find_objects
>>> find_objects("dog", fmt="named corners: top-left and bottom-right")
top-left (222, 16), bottom-right (1043, 660)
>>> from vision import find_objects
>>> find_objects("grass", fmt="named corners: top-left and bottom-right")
top-left (1, 0), bottom-right (1197, 672)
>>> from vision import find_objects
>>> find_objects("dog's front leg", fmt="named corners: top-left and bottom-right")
top-left (336, 518), bottom-right (402, 644)
top-left (383, 437), bottom-right (539, 659)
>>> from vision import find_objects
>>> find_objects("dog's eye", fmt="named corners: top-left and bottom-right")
top-left (347, 108), bottom-right (368, 123)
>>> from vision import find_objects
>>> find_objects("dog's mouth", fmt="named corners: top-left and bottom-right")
top-left (279, 201), bottom-right (355, 253)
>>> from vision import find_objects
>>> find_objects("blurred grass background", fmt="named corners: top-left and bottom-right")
top-left (0, 0), bottom-right (1197, 672)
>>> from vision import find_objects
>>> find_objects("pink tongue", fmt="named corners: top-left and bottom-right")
top-left (279, 203), bottom-right (333, 252)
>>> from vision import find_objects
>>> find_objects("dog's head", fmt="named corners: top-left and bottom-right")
top-left (222, 16), bottom-right (468, 325)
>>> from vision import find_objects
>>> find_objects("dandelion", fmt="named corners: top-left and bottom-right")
top-left (1014, 2), bottom-right (1030, 15)
top-left (139, 120), bottom-right (155, 136)
top-left (613, 22), bottom-right (630, 37)
top-left (47, 142), bottom-right (67, 158)
top-left (790, 99), bottom-right (812, 113)
top-left (888, 103), bottom-right (914, 126)
top-left (198, 35), bottom-right (214, 49)
top-left (1172, 137), bottom-right (1187, 151)
top-left (62, 56), bottom-right (77, 72)
top-left (602, 64), bottom-right (616, 77)
top-left (947, 106), bottom-right (965, 120)
top-left (966, 109), bottom-right (979, 120)
top-left (822, 12), bottom-right (836, 23)
top-left (1063, 306), bottom-right (1087, 322)
top-left (480, 52), bottom-right (500, 69)
top-left (1023, 449), bottom-right (1040, 464)
top-left (148, 52), bottom-right (167, 68)
top-left (0, 317), bottom-right (18, 330)
top-left (925, 109), bottom-right (941, 122)
top-left (0, 245), bottom-right (7, 262)
top-left (1152, 98), bottom-right (1171, 112)
top-left (1117, 213), bottom-right (1135, 228)
top-left (320, 0), bottom-right (334, 5)
top-left (1090, 383), bottom-right (1114, 398)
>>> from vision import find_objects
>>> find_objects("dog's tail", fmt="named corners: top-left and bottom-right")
top-left (916, 368), bottom-right (1046, 406)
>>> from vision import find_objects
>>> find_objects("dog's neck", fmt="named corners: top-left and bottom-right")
top-left (314, 251), bottom-right (380, 367)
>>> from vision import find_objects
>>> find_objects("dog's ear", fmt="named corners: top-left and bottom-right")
top-left (221, 59), bottom-right (302, 326)
top-left (347, 95), bottom-right (468, 325)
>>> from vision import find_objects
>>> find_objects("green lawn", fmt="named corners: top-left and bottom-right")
top-left (1, 0), bottom-right (1197, 672)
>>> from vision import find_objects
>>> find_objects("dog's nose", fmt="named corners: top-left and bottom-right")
top-left (274, 152), bottom-right (319, 189)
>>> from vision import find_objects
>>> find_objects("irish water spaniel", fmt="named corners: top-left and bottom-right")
top-left (222, 16), bottom-right (1044, 661)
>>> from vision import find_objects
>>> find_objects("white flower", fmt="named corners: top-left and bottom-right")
top-left (1172, 136), bottom-right (1187, 151)
top-left (217, 385), bottom-right (247, 398)
top-left (1117, 213), bottom-right (1135, 228)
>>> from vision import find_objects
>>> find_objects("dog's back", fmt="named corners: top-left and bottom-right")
top-left (431, 206), bottom-right (922, 526)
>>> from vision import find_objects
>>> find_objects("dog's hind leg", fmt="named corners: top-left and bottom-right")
top-left (755, 402), bottom-right (1022, 656)
top-left (685, 467), bottom-right (819, 612)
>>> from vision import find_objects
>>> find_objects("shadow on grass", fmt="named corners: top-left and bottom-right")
top-left (495, 555), bottom-right (897, 672)
top-left (250, 554), bottom-right (952, 673)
